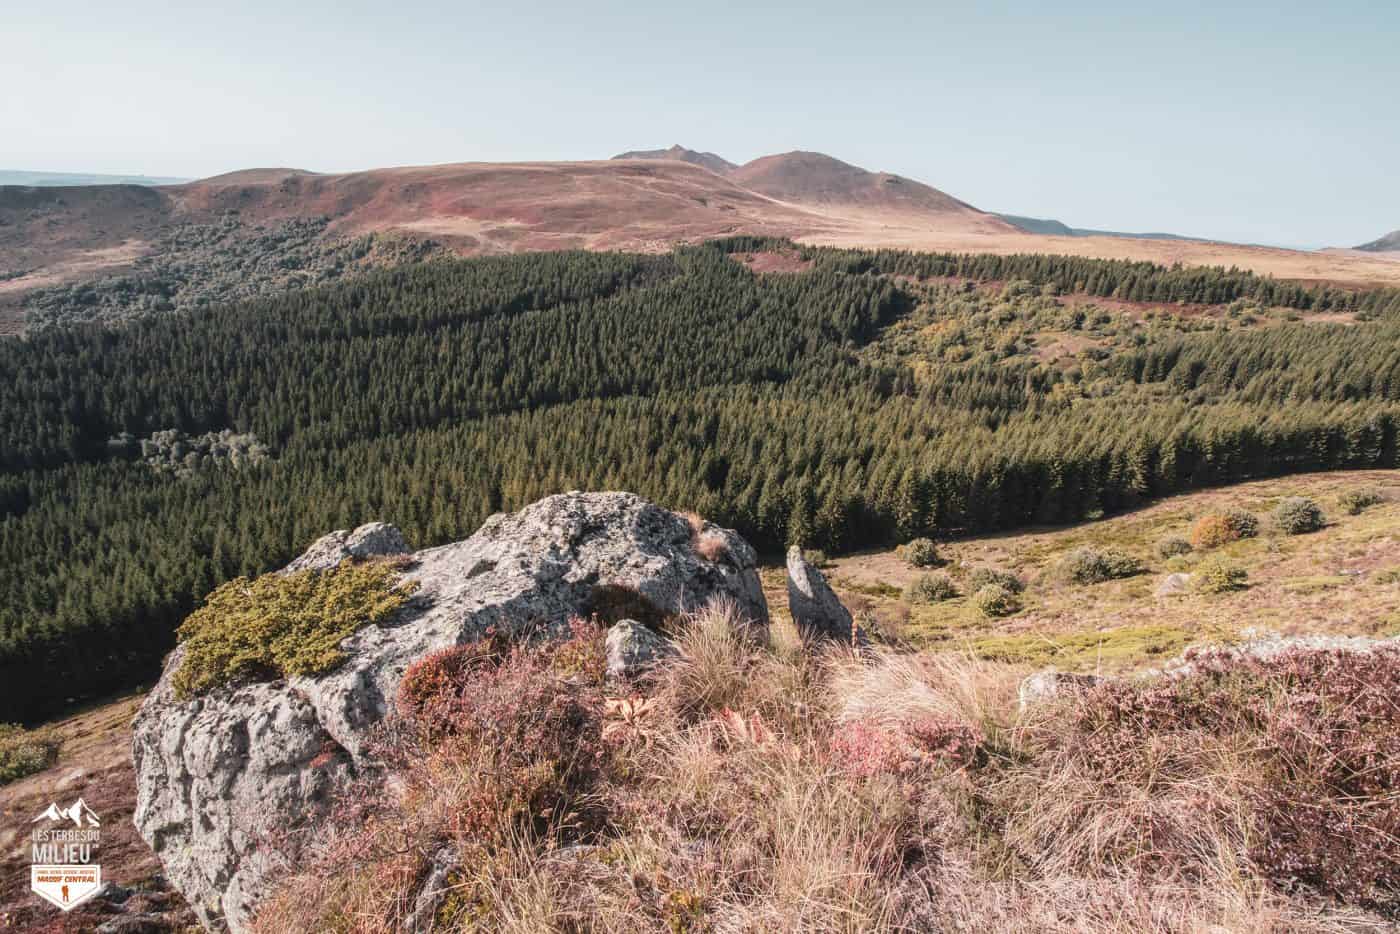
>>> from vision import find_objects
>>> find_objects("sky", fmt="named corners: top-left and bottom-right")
top-left (5, 0), bottom-right (1397, 248)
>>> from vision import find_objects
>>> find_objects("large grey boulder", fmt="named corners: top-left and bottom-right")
top-left (785, 546), bottom-right (857, 643)
top-left (133, 492), bottom-right (768, 931)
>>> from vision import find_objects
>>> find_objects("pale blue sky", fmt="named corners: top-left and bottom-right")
top-left (6, 0), bottom-right (1396, 247)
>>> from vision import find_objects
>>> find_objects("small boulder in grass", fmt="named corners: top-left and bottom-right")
top-left (1155, 572), bottom-right (1191, 597)
top-left (605, 619), bottom-right (676, 680)
top-left (1017, 670), bottom-right (1104, 709)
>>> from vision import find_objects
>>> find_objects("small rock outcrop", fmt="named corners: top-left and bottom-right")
top-left (1155, 572), bottom-right (1191, 597)
top-left (785, 546), bottom-right (857, 643)
top-left (133, 492), bottom-right (768, 932)
top-left (281, 521), bottom-right (409, 574)
top-left (605, 619), bottom-right (677, 679)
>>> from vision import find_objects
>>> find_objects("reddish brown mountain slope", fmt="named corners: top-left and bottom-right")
top-left (611, 145), bottom-right (737, 176)
top-left (7, 150), bottom-right (1400, 326)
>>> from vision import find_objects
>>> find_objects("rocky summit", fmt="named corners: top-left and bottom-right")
top-left (131, 491), bottom-right (768, 931)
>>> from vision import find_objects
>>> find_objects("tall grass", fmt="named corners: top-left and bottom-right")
top-left (255, 604), bottom-right (1400, 932)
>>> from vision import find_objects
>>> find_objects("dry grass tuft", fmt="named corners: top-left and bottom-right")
top-left (255, 609), bottom-right (1400, 932)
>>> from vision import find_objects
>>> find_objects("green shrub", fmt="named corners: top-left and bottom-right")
top-left (899, 537), bottom-right (940, 568)
top-left (1339, 488), bottom-right (1385, 516)
top-left (1194, 557), bottom-right (1248, 593)
top-left (1271, 497), bottom-right (1325, 535)
top-left (971, 584), bottom-right (1021, 618)
top-left (968, 567), bottom-right (1024, 594)
top-left (802, 549), bottom-right (829, 568)
top-left (1223, 508), bottom-right (1260, 539)
top-left (1156, 536), bottom-right (1192, 559)
top-left (1058, 547), bottom-right (1145, 585)
top-left (173, 559), bottom-right (420, 698)
top-left (906, 572), bottom-right (957, 604)
top-left (0, 723), bottom-right (61, 785)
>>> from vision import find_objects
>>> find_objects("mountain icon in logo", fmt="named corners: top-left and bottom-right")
top-left (32, 798), bottom-right (101, 828)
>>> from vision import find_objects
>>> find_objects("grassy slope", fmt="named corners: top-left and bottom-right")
top-left (764, 469), bottom-right (1400, 671)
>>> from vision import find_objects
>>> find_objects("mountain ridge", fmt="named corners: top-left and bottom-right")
top-left (1356, 230), bottom-right (1400, 253)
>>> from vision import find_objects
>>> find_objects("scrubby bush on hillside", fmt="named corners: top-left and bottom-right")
top-left (1057, 547), bottom-right (1145, 584)
top-left (972, 583), bottom-right (1021, 618)
top-left (1157, 535), bottom-right (1193, 558)
top-left (1223, 508), bottom-right (1260, 539)
top-left (968, 567), bottom-right (1024, 594)
top-left (1191, 509), bottom-right (1259, 549)
top-left (1193, 556), bottom-right (1248, 593)
top-left (906, 572), bottom-right (957, 604)
top-left (1191, 514), bottom-right (1236, 549)
top-left (0, 723), bottom-right (60, 785)
top-left (1272, 497), bottom-right (1325, 535)
top-left (1339, 488), bottom-right (1385, 515)
top-left (802, 548), bottom-right (829, 568)
top-left (172, 560), bottom-right (419, 698)
top-left (898, 537), bottom-right (941, 568)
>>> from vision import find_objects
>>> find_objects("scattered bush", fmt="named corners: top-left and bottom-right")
top-left (972, 583), bottom-right (1022, 618)
top-left (1223, 508), bottom-right (1260, 539)
top-left (1156, 535), bottom-right (1193, 558)
top-left (1271, 496), bottom-right (1325, 535)
top-left (1191, 509), bottom-right (1258, 549)
top-left (967, 567), bottom-right (1024, 594)
top-left (0, 723), bottom-right (60, 785)
top-left (1339, 488), bottom-right (1385, 515)
top-left (899, 537), bottom-right (940, 568)
top-left (173, 560), bottom-right (419, 698)
top-left (1193, 556), bottom-right (1248, 593)
top-left (1191, 514), bottom-right (1236, 549)
top-left (801, 548), bottom-right (829, 568)
top-left (1057, 547), bottom-right (1145, 584)
top-left (906, 572), bottom-right (958, 603)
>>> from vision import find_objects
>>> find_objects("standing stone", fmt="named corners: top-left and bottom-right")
top-left (785, 546), bottom-right (857, 643)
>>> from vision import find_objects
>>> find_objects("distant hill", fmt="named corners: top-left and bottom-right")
top-left (730, 151), bottom-right (997, 220)
top-left (8, 147), bottom-right (1400, 335)
top-left (998, 213), bottom-right (1192, 242)
top-left (0, 169), bottom-right (189, 187)
top-left (611, 145), bottom-right (736, 176)
top-left (1355, 230), bottom-right (1400, 252)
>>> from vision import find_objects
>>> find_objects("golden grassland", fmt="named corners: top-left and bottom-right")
top-left (764, 469), bottom-right (1400, 672)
